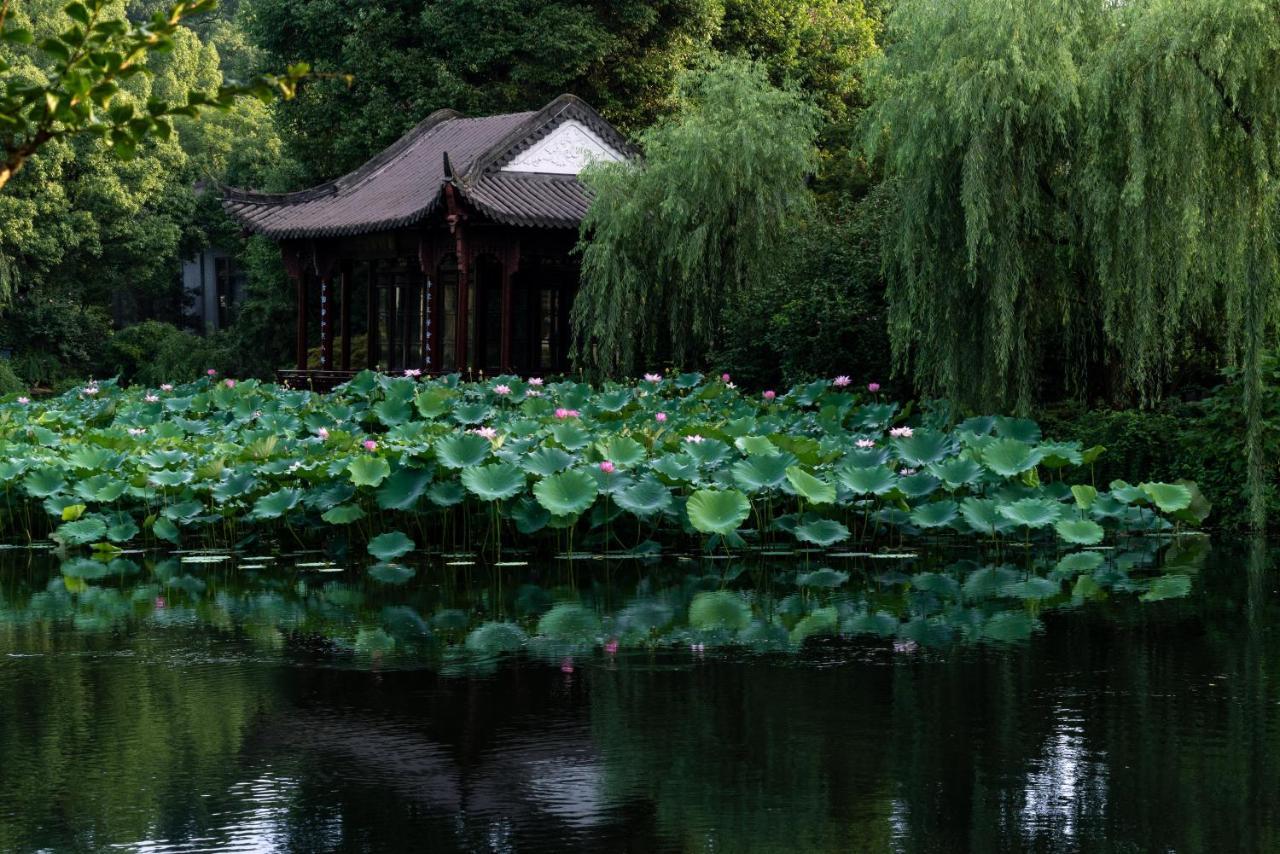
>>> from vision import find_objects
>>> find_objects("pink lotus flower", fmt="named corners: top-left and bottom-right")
top-left (363, 439), bottom-right (378, 451)
top-left (899, 467), bottom-right (917, 476)
top-left (725, 381), bottom-right (737, 390)
top-left (868, 382), bottom-right (881, 393)
top-left (16, 396), bottom-right (28, 404)
top-left (643, 372), bottom-right (662, 383)
top-left (655, 412), bottom-right (667, 423)
top-left (560, 657), bottom-right (574, 674)
top-left (403, 368), bottom-right (422, 378)
top-left (855, 439), bottom-right (876, 449)
top-left (691, 642), bottom-right (705, 653)
top-left (528, 377), bottom-right (544, 387)
top-left (685, 434), bottom-right (705, 444)
top-left (160, 384), bottom-right (173, 392)
top-left (128, 427), bottom-right (145, 436)
top-left (604, 638), bottom-right (619, 655)
top-left (316, 427), bottom-right (330, 440)
top-left (763, 390), bottom-right (776, 401)
top-left (252, 410), bottom-right (262, 418)
top-left (599, 460), bottom-right (615, 474)
top-left (554, 408), bottom-right (580, 419)
top-left (144, 393), bottom-right (159, 403)
top-left (154, 596), bottom-right (166, 609)
top-left (527, 389), bottom-right (543, 397)
top-left (833, 375), bottom-right (852, 388)
top-left (206, 369), bottom-right (217, 377)
top-left (224, 379), bottom-right (236, 388)
top-left (83, 385), bottom-right (99, 396)
top-left (889, 426), bottom-right (913, 438)
top-left (470, 426), bottom-right (498, 440)
top-left (721, 373), bottom-right (731, 383)
top-left (493, 384), bottom-right (511, 396)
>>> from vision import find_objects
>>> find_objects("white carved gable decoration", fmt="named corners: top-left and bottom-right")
top-left (501, 119), bottom-right (624, 175)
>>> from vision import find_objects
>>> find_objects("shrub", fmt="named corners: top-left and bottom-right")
top-left (107, 321), bottom-right (235, 386)
top-left (0, 360), bottom-right (25, 396)
top-left (0, 295), bottom-right (112, 389)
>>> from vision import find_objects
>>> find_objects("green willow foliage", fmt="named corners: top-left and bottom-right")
top-left (866, 0), bottom-right (1280, 526)
top-left (573, 59), bottom-right (820, 376)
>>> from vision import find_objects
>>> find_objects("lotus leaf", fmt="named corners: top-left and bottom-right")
top-left (896, 472), bottom-right (941, 499)
top-left (893, 430), bottom-right (953, 466)
top-left (522, 447), bottom-right (576, 476)
top-left (596, 435), bottom-right (646, 466)
top-left (734, 435), bottom-right (777, 456)
top-left (836, 465), bottom-right (897, 495)
top-left (427, 480), bottom-right (466, 507)
top-left (533, 469), bottom-right (598, 516)
top-left (54, 516), bottom-right (107, 546)
top-left (614, 479), bottom-right (673, 518)
top-left (321, 504), bottom-right (366, 524)
top-left (367, 530), bottom-right (415, 561)
top-left (982, 438), bottom-right (1045, 477)
top-left (1139, 482), bottom-right (1193, 513)
top-left (785, 467), bottom-right (836, 505)
top-left (152, 516), bottom-right (180, 544)
top-left (376, 467), bottom-right (432, 510)
top-left (252, 488), bottom-right (303, 519)
top-left (998, 498), bottom-right (1062, 528)
top-left (347, 456), bottom-right (391, 487)
top-left (732, 454), bottom-right (793, 492)
top-left (686, 489), bottom-right (752, 535)
top-left (550, 423), bottom-right (591, 451)
top-left (930, 457), bottom-right (984, 487)
top-left (793, 518), bottom-right (850, 546)
top-left (462, 463), bottom-right (525, 502)
top-left (1055, 518), bottom-right (1105, 545)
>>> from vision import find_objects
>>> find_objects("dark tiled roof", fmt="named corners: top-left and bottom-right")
top-left (223, 95), bottom-right (631, 239)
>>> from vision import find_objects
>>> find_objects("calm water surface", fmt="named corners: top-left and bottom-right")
top-left (0, 542), bottom-right (1276, 853)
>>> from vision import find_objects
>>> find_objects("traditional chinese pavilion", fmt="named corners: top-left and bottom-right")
top-left (222, 94), bottom-right (632, 389)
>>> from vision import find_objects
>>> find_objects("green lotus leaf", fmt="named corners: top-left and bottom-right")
top-left (993, 416), bottom-right (1042, 443)
top-left (734, 435), bottom-right (777, 456)
top-left (614, 478), bottom-right (673, 518)
top-left (23, 468), bottom-right (65, 498)
top-left (321, 504), bottom-right (366, 524)
top-left (465, 621), bottom-right (527, 654)
top-left (522, 447), bottom-right (575, 476)
top-left (673, 372), bottom-right (703, 389)
top-left (998, 498), bottom-right (1062, 528)
top-left (842, 610), bottom-right (899, 637)
top-left (896, 472), bottom-right (940, 499)
top-left (347, 456), bottom-right (391, 487)
top-left (462, 462), bottom-right (525, 502)
top-left (982, 438), bottom-right (1045, 477)
top-left (1109, 480), bottom-right (1148, 504)
top-left (795, 568), bottom-right (849, 588)
top-left (1038, 441), bottom-right (1083, 468)
top-left (1171, 480), bottom-right (1212, 525)
top-left (415, 387), bottom-right (456, 418)
top-left (1001, 576), bottom-right (1061, 600)
top-left (450, 402), bottom-right (493, 425)
top-left (149, 469), bottom-right (193, 488)
top-left (74, 474), bottom-right (128, 503)
top-left (651, 454), bottom-right (698, 483)
top-left (376, 467), bottom-right (432, 510)
top-left (54, 515), bottom-right (107, 546)
top-left (684, 438), bottom-right (731, 467)
top-left (104, 512), bottom-right (139, 543)
top-left (152, 516), bottom-right (180, 544)
top-left (732, 454), bottom-right (794, 492)
top-left (509, 496), bottom-right (551, 534)
top-left (842, 447), bottom-right (890, 468)
top-left (536, 603), bottom-right (600, 641)
top-left (793, 518), bottom-right (850, 546)
top-left (595, 435), bottom-right (646, 466)
top-left (372, 396), bottom-right (412, 426)
top-left (367, 530), bottom-right (415, 561)
top-left (929, 457), bottom-right (984, 488)
top-left (686, 488), bottom-right (752, 535)
top-left (427, 479), bottom-right (466, 507)
top-left (532, 469), bottom-right (598, 516)
top-left (1071, 484), bottom-right (1098, 510)
top-left (836, 464), bottom-right (897, 495)
top-left (689, 591), bottom-right (751, 631)
top-left (211, 471), bottom-right (259, 503)
top-left (163, 501), bottom-right (203, 524)
top-left (785, 467), bottom-right (836, 505)
top-left (252, 488), bottom-right (303, 519)
top-left (910, 500), bottom-right (959, 528)
top-left (1055, 517), bottom-right (1104, 545)
top-left (1139, 482), bottom-right (1193, 513)
top-left (435, 433), bottom-right (492, 468)
top-left (550, 422), bottom-right (591, 451)
top-left (65, 446), bottom-right (113, 471)
top-left (593, 389), bottom-right (632, 412)
top-left (892, 430), bottom-right (953, 466)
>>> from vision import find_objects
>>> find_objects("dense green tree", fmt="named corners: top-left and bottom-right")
top-left (245, 0), bottom-right (721, 182)
top-left (572, 59), bottom-right (819, 376)
top-left (865, 0), bottom-right (1280, 524)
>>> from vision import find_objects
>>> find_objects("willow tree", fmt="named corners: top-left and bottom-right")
top-left (573, 59), bottom-right (820, 376)
top-left (866, 0), bottom-right (1280, 525)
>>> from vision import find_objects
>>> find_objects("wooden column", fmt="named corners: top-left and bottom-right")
top-left (500, 240), bottom-right (519, 371)
top-left (366, 261), bottom-right (378, 370)
top-left (319, 275), bottom-right (334, 369)
top-left (445, 183), bottom-right (470, 371)
top-left (340, 261), bottom-right (353, 371)
top-left (295, 272), bottom-right (308, 371)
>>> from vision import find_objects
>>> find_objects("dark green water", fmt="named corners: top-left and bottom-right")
top-left (0, 541), bottom-right (1277, 853)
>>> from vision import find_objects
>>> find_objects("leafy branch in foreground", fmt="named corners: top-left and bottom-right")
top-left (0, 0), bottom-right (310, 191)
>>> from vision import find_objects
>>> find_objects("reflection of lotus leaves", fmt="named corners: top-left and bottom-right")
top-left (1140, 575), bottom-right (1193, 602)
top-left (795, 568), bottom-right (849, 588)
top-left (790, 607), bottom-right (839, 644)
top-left (689, 591), bottom-right (752, 631)
top-left (536, 603), bottom-right (601, 641)
top-left (368, 563), bottom-right (415, 584)
top-left (616, 600), bottom-right (675, 634)
top-left (355, 628), bottom-right (396, 654)
top-left (842, 611), bottom-right (899, 637)
top-left (963, 565), bottom-right (1021, 600)
top-left (465, 621), bottom-right (528, 654)
top-left (737, 619), bottom-right (791, 651)
top-left (982, 611), bottom-right (1039, 643)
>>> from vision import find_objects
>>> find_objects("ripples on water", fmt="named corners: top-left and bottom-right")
top-left (0, 541), bottom-right (1276, 852)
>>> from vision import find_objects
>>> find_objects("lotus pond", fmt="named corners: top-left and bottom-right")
top-left (1, 539), bottom-right (1278, 852)
top-left (0, 372), bottom-right (1207, 562)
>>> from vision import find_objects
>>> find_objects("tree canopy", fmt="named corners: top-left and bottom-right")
top-left (866, 0), bottom-right (1280, 524)
top-left (572, 59), bottom-right (820, 377)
